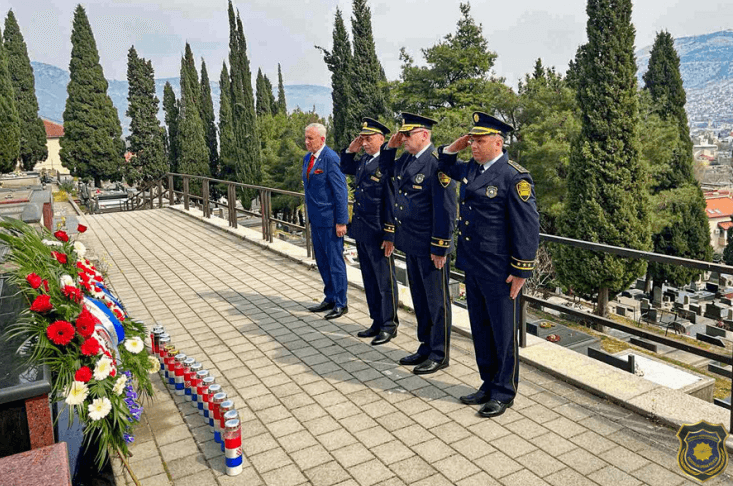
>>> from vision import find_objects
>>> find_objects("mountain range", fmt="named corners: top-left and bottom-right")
top-left (636, 30), bottom-right (733, 124)
top-left (31, 61), bottom-right (333, 135)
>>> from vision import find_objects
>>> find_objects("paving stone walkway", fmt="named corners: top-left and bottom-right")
top-left (77, 208), bottom-right (732, 486)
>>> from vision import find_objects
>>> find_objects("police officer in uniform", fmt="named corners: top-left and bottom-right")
top-left (381, 113), bottom-right (457, 374)
top-left (438, 112), bottom-right (539, 417)
top-left (340, 118), bottom-right (399, 345)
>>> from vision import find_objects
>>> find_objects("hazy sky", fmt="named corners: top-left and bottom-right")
top-left (7, 0), bottom-right (733, 87)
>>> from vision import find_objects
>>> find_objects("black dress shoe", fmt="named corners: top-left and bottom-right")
top-left (309, 301), bottom-right (335, 312)
top-left (399, 353), bottom-right (429, 366)
top-left (413, 359), bottom-right (448, 375)
top-left (371, 330), bottom-right (397, 346)
top-left (478, 399), bottom-right (514, 418)
top-left (357, 328), bottom-right (380, 338)
top-left (324, 306), bottom-right (348, 320)
top-left (460, 391), bottom-right (491, 405)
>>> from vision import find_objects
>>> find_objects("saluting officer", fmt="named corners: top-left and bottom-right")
top-left (438, 112), bottom-right (539, 417)
top-left (381, 113), bottom-right (457, 375)
top-left (340, 118), bottom-right (399, 345)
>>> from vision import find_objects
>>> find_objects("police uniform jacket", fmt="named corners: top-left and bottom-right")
top-left (303, 145), bottom-right (349, 228)
top-left (340, 151), bottom-right (394, 243)
top-left (381, 144), bottom-right (456, 257)
top-left (438, 148), bottom-right (539, 282)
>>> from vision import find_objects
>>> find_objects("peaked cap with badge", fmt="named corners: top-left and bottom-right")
top-left (360, 117), bottom-right (391, 136)
top-left (398, 112), bottom-right (438, 133)
top-left (435, 110), bottom-right (540, 407)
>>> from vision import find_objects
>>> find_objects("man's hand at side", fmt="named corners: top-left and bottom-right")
top-left (336, 224), bottom-right (347, 238)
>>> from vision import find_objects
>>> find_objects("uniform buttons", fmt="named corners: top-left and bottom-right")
top-left (400, 206), bottom-right (403, 210)
top-left (465, 221), bottom-right (469, 226)
top-left (395, 204), bottom-right (398, 207)
top-left (462, 202), bottom-right (465, 205)
top-left (466, 237), bottom-right (471, 241)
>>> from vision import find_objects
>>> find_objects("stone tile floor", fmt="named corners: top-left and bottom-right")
top-left (76, 209), bottom-right (732, 486)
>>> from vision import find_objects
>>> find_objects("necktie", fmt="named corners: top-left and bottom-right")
top-left (307, 154), bottom-right (316, 180)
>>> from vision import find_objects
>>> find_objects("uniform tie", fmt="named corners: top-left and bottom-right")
top-left (307, 154), bottom-right (316, 180)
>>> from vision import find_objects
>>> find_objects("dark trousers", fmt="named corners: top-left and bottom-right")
top-left (356, 240), bottom-right (399, 333)
top-left (311, 226), bottom-right (347, 308)
top-left (465, 272), bottom-right (519, 402)
top-left (405, 254), bottom-right (451, 363)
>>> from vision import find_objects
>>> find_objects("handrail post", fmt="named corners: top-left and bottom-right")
top-left (268, 191), bottom-right (274, 243)
top-left (148, 185), bottom-right (153, 209)
top-left (158, 179), bottom-right (163, 208)
top-left (183, 177), bottom-right (190, 210)
top-left (260, 189), bottom-right (267, 241)
top-left (168, 174), bottom-right (174, 204)
top-left (228, 183), bottom-right (237, 229)
top-left (203, 179), bottom-right (210, 218)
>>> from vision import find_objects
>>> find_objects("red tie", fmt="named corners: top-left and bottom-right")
top-left (307, 154), bottom-right (316, 180)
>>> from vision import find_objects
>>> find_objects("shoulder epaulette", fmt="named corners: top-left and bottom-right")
top-left (432, 150), bottom-right (439, 159)
top-left (507, 160), bottom-right (528, 174)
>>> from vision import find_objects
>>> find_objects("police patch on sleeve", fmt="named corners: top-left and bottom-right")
top-left (438, 172), bottom-right (451, 188)
top-left (516, 180), bottom-right (531, 202)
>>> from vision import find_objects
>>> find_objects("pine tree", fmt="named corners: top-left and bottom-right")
top-left (276, 63), bottom-right (287, 114)
top-left (200, 59), bottom-right (218, 179)
top-left (125, 46), bottom-right (166, 185)
top-left (554, 0), bottom-right (650, 317)
top-left (317, 8), bottom-right (355, 150)
top-left (350, 0), bottom-right (388, 121)
top-left (3, 11), bottom-right (46, 171)
top-left (255, 68), bottom-right (271, 116)
top-left (60, 5), bottom-right (124, 186)
top-left (177, 51), bottom-right (209, 187)
top-left (218, 62), bottom-right (236, 182)
top-left (162, 82), bottom-right (179, 174)
top-left (0, 22), bottom-right (19, 173)
top-left (227, 1), bottom-right (261, 207)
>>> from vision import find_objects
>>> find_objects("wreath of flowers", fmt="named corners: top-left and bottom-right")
top-left (546, 334), bottom-right (561, 343)
top-left (0, 218), bottom-right (156, 472)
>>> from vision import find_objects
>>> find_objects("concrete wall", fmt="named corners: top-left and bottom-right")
top-left (33, 138), bottom-right (70, 176)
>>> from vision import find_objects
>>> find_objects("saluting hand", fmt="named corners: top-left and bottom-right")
top-left (447, 135), bottom-right (471, 153)
top-left (387, 133), bottom-right (404, 149)
top-left (506, 275), bottom-right (526, 300)
top-left (347, 136), bottom-right (363, 153)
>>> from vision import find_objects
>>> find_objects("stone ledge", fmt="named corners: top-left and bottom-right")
top-left (169, 205), bottom-right (733, 450)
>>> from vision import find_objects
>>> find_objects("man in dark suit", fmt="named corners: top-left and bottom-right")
top-left (380, 113), bottom-right (456, 375)
top-left (340, 118), bottom-right (399, 345)
top-left (438, 112), bottom-right (539, 417)
top-left (303, 123), bottom-right (349, 319)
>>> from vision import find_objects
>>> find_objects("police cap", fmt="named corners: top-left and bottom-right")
top-left (398, 112), bottom-right (438, 133)
top-left (468, 112), bottom-right (514, 137)
top-left (359, 117), bottom-right (391, 136)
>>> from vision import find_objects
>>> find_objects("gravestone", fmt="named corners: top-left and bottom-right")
top-left (708, 361), bottom-right (732, 379)
top-left (629, 337), bottom-right (658, 352)
top-left (616, 306), bottom-right (627, 317)
top-left (707, 282), bottom-right (720, 294)
top-left (587, 347), bottom-right (635, 373)
top-left (652, 286), bottom-right (663, 305)
top-left (714, 396), bottom-right (731, 410)
top-left (697, 333), bottom-right (725, 347)
top-left (721, 297), bottom-right (733, 306)
top-left (689, 303), bottom-right (702, 315)
top-left (707, 325), bottom-right (727, 338)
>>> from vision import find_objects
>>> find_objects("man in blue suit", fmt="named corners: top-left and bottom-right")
top-left (381, 113), bottom-right (457, 375)
top-left (341, 118), bottom-right (399, 345)
top-left (303, 123), bottom-right (350, 319)
top-left (438, 112), bottom-right (539, 418)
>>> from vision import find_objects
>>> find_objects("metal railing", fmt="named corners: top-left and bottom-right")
top-left (138, 172), bottom-right (733, 430)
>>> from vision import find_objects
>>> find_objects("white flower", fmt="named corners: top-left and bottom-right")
top-left (147, 356), bottom-right (160, 374)
top-left (88, 397), bottom-right (112, 421)
top-left (60, 274), bottom-right (75, 288)
top-left (124, 337), bottom-right (144, 354)
top-left (93, 357), bottom-right (114, 381)
top-left (65, 381), bottom-right (89, 406)
top-left (42, 239), bottom-right (62, 247)
top-left (90, 286), bottom-right (105, 299)
top-left (73, 241), bottom-right (87, 258)
top-left (112, 375), bottom-right (128, 396)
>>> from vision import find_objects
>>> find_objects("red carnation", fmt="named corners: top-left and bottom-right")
top-left (46, 320), bottom-right (75, 346)
top-left (26, 273), bottom-right (42, 289)
top-left (30, 294), bottom-right (53, 313)
top-left (62, 285), bottom-right (83, 303)
top-left (75, 307), bottom-right (99, 338)
top-left (42, 280), bottom-right (49, 292)
top-left (53, 230), bottom-right (69, 243)
top-left (77, 224), bottom-right (87, 233)
top-left (75, 366), bottom-right (92, 383)
top-left (80, 337), bottom-right (101, 356)
top-left (113, 308), bottom-right (124, 320)
top-left (51, 251), bottom-right (68, 264)
top-left (79, 282), bottom-right (91, 292)
top-left (110, 368), bottom-right (116, 378)
top-left (78, 272), bottom-right (90, 283)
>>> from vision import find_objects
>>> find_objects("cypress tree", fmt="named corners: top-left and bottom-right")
top-left (218, 62), bottom-right (236, 182)
top-left (200, 59), bottom-right (218, 179)
top-left (60, 5), bottom-right (124, 186)
top-left (264, 74), bottom-right (276, 115)
top-left (276, 63), bottom-right (287, 115)
top-left (162, 82), bottom-right (179, 174)
top-left (351, 0), bottom-right (387, 121)
top-left (182, 43), bottom-right (201, 114)
top-left (0, 22), bottom-right (19, 173)
top-left (228, 1), bottom-right (261, 207)
top-left (554, 0), bottom-right (650, 317)
top-left (317, 8), bottom-right (355, 150)
top-left (4, 11), bottom-right (46, 171)
top-left (177, 52), bottom-right (209, 186)
top-left (255, 68), bottom-right (271, 116)
top-left (724, 227), bottom-right (733, 266)
top-left (125, 46), bottom-right (166, 184)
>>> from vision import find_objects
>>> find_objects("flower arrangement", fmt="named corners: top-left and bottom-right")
top-left (0, 218), bottom-right (155, 474)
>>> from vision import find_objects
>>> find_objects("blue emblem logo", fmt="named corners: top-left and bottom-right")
top-left (677, 421), bottom-right (729, 482)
